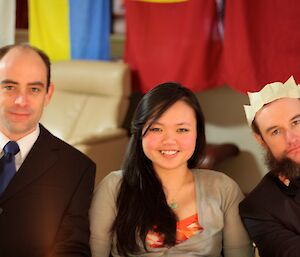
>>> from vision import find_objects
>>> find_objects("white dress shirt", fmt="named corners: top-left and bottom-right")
top-left (0, 125), bottom-right (40, 171)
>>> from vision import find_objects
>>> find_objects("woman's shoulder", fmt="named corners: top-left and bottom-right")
top-left (93, 170), bottom-right (123, 196)
top-left (192, 168), bottom-right (235, 183)
top-left (192, 169), bottom-right (244, 209)
top-left (192, 168), bottom-right (241, 193)
top-left (100, 170), bottom-right (123, 184)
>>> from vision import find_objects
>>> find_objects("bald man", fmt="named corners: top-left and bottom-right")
top-left (0, 44), bottom-right (95, 257)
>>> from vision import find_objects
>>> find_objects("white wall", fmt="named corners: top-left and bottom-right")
top-left (196, 85), bottom-right (267, 194)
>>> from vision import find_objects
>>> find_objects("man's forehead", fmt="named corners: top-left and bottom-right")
top-left (1, 47), bottom-right (41, 64)
top-left (0, 48), bottom-right (46, 72)
top-left (255, 98), bottom-right (300, 128)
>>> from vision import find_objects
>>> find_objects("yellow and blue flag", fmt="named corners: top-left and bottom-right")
top-left (29, 0), bottom-right (111, 61)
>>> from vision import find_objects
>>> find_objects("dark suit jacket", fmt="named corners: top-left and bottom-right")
top-left (0, 125), bottom-right (96, 257)
top-left (239, 172), bottom-right (300, 257)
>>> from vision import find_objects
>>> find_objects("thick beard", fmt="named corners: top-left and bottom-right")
top-left (265, 150), bottom-right (300, 180)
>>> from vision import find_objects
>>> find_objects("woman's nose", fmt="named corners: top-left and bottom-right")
top-left (162, 131), bottom-right (176, 144)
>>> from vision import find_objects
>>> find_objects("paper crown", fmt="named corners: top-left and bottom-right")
top-left (244, 76), bottom-right (300, 126)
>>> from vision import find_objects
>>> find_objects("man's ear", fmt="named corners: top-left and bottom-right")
top-left (253, 132), bottom-right (267, 149)
top-left (45, 83), bottom-right (54, 106)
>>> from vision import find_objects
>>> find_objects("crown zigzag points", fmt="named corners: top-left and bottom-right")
top-left (244, 76), bottom-right (300, 126)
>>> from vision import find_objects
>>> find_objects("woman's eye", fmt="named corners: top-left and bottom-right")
top-left (149, 127), bottom-right (162, 132)
top-left (177, 128), bottom-right (189, 133)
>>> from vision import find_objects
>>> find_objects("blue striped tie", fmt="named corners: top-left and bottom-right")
top-left (0, 141), bottom-right (20, 196)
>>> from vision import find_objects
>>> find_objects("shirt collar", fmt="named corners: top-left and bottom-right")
top-left (0, 125), bottom-right (40, 161)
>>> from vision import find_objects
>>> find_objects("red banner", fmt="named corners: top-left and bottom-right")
top-left (124, 0), bottom-right (223, 93)
top-left (223, 0), bottom-right (300, 93)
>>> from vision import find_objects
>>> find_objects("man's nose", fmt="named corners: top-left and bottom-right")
top-left (285, 129), bottom-right (299, 144)
top-left (14, 92), bottom-right (28, 106)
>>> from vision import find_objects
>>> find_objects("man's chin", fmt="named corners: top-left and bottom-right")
top-left (6, 124), bottom-right (36, 140)
top-left (265, 151), bottom-right (300, 180)
top-left (286, 153), bottom-right (300, 165)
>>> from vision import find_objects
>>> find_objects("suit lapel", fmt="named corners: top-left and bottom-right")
top-left (293, 178), bottom-right (300, 204)
top-left (0, 125), bottom-right (60, 202)
top-left (274, 173), bottom-right (300, 206)
top-left (294, 191), bottom-right (300, 205)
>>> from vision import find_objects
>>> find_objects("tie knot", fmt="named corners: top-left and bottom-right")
top-left (3, 141), bottom-right (20, 156)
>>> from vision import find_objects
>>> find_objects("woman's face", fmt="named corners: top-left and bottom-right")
top-left (142, 100), bottom-right (197, 174)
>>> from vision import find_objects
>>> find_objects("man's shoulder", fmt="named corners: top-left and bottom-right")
top-left (39, 125), bottom-right (95, 166)
top-left (239, 172), bottom-right (278, 215)
top-left (243, 172), bottom-right (276, 199)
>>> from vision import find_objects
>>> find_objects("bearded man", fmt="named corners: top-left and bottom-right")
top-left (239, 76), bottom-right (300, 257)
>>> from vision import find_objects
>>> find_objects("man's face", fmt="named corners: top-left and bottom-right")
top-left (0, 47), bottom-right (54, 141)
top-left (255, 98), bottom-right (300, 164)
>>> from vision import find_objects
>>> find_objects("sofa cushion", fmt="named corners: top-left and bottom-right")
top-left (41, 60), bottom-right (131, 144)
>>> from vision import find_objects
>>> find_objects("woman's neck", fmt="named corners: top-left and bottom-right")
top-left (156, 167), bottom-right (193, 190)
top-left (156, 167), bottom-right (196, 216)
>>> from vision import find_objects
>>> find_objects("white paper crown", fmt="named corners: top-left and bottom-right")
top-left (244, 76), bottom-right (300, 126)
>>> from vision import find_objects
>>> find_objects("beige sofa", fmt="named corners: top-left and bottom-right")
top-left (41, 60), bottom-right (131, 185)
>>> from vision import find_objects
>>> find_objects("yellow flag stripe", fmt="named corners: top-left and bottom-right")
top-left (29, 0), bottom-right (70, 61)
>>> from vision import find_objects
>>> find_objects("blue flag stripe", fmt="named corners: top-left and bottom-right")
top-left (69, 0), bottom-right (111, 60)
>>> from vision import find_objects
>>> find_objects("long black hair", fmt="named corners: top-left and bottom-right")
top-left (111, 82), bottom-right (206, 256)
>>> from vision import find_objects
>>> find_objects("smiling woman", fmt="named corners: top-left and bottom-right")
top-left (142, 100), bottom-right (197, 175)
top-left (89, 82), bottom-right (254, 257)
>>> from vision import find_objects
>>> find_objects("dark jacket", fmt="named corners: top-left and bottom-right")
top-left (239, 172), bottom-right (300, 257)
top-left (0, 125), bottom-right (96, 257)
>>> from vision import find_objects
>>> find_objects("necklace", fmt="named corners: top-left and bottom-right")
top-left (168, 201), bottom-right (178, 210)
top-left (163, 170), bottom-right (193, 210)
top-left (165, 182), bottom-right (185, 210)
